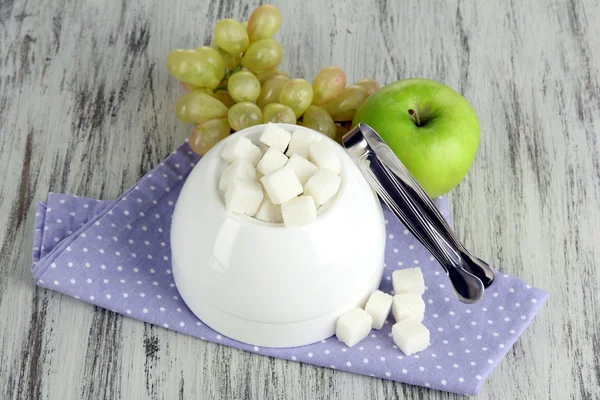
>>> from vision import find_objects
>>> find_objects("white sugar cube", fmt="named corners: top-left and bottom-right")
top-left (336, 308), bottom-right (373, 347)
top-left (364, 290), bottom-right (393, 330)
top-left (392, 292), bottom-right (425, 322)
top-left (286, 129), bottom-right (321, 158)
top-left (259, 123), bottom-right (291, 153)
top-left (304, 168), bottom-right (341, 205)
top-left (392, 267), bottom-right (425, 295)
top-left (308, 140), bottom-right (341, 175)
top-left (392, 319), bottom-right (430, 355)
top-left (255, 172), bottom-right (264, 183)
top-left (260, 166), bottom-right (303, 204)
top-left (219, 160), bottom-right (256, 192)
top-left (257, 142), bottom-right (270, 154)
top-left (255, 197), bottom-right (283, 223)
top-left (224, 179), bottom-right (264, 216)
top-left (281, 196), bottom-right (317, 227)
top-left (286, 154), bottom-right (318, 185)
top-left (256, 147), bottom-right (288, 175)
top-left (221, 136), bottom-right (262, 166)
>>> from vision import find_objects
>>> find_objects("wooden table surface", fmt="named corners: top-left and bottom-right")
top-left (1, 0), bottom-right (599, 399)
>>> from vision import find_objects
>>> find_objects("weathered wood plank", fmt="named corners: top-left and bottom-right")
top-left (1, 0), bottom-right (599, 399)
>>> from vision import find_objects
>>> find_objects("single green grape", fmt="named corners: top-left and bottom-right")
top-left (279, 78), bottom-right (313, 118)
top-left (227, 71), bottom-right (261, 103)
top-left (209, 40), bottom-right (241, 71)
top-left (312, 66), bottom-right (346, 105)
top-left (213, 90), bottom-right (235, 108)
top-left (257, 74), bottom-right (289, 109)
top-left (188, 118), bottom-right (231, 155)
top-left (253, 69), bottom-right (289, 84)
top-left (241, 39), bottom-right (283, 72)
top-left (176, 90), bottom-right (228, 124)
top-left (214, 19), bottom-right (249, 54)
top-left (262, 103), bottom-right (296, 124)
top-left (355, 79), bottom-right (380, 96)
top-left (167, 49), bottom-right (221, 89)
top-left (242, 20), bottom-right (248, 30)
top-left (247, 4), bottom-right (282, 42)
top-left (194, 46), bottom-right (225, 82)
top-left (322, 85), bottom-right (369, 121)
top-left (302, 105), bottom-right (336, 139)
top-left (228, 102), bottom-right (263, 131)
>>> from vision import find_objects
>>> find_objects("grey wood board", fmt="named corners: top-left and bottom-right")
top-left (0, 0), bottom-right (599, 399)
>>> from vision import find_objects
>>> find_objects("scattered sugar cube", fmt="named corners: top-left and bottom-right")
top-left (308, 140), bottom-right (341, 175)
top-left (286, 129), bottom-right (321, 158)
top-left (281, 196), bottom-right (317, 227)
top-left (256, 147), bottom-right (288, 175)
top-left (259, 122), bottom-right (291, 153)
top-left (336, 308), bottom-right (373, 347)
top-left (286, 154), bottom-right (318, 185)
top-left (392, 292), bottom-right (425, 322)
top-left (224, 179), bottom-right (264, 216)
top-left (392, 267), bottom-right (425, 295)
top-left (255, 197), bottom-right (283, 223)
top-left (260, 166), bottom-right (303, 204)
top-left (221, 136), bottom-right (262, 166)
top-left (364, 290), bottom-right (393, 330)
top-left (255, 172), bottom-right (264, 183)
top-left (304, 168), bottom-right (341, 205)
top-left (219, 160), bottom-right (256, 192)
top-left (392, 319), bottom-right (430, 355)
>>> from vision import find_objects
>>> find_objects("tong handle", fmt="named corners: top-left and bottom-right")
top-left (357, 153), bottom-right (485, 303)
top-left (373, 137), bottom-right (495, 288)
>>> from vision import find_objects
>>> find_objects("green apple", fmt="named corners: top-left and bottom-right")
top-left (352, 78), bottom-right (480, 198)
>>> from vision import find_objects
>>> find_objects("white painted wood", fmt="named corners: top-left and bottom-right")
top-left (1, 0), bottom-right (599, 398)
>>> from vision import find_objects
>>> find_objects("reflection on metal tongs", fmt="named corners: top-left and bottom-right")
top-left (343, 123), bottom-right (495, 303)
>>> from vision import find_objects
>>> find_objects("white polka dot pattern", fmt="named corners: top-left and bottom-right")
top-left (30, 142), bottom-right (549, 397)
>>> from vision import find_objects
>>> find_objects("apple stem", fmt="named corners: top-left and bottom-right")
top-left (408, 109), bottom-right (421, 127)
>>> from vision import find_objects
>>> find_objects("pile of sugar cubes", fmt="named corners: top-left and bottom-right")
top-left (219, 123), bottom-right (342, 227)
top-left (336, 267), bottom-right (431, 356)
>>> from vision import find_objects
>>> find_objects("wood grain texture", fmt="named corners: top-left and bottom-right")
top-left (1, 0), bottom-right (599, 399)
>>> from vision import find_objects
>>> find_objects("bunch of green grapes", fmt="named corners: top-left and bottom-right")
top-left (166, 4), bottom-right (381, 155)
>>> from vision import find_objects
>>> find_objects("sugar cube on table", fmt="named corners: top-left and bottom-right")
top-left (392, 292), bottom-right (425, 322)
top-left (364, 290), bottom-right (393, 329)
top-left (219, 160), bottom-right (256, 192)
top-left (392, 319), bottom-right (430, 356)
top-left (255, 197), bottom-right (283, 223)
top-left (304, 168), bottom-right (341, 206)
top-left (221, 136), bottom-right (262, 166)
top-left (260, 166), bottom-right (303, 204)
top-left (286, 154), bottom-right (318, 185)
top-left (224, 179), bottom-right (264, 216)
top-left (259, 122), bottom-right (292, 153)
top-left (286, 129), bottom-right (321, 158)
top-left (281, 195), bottom-right (317, 227)
top-left (392, 267), bottom-right (425, 295)
top-left (336, 308), bottom-right (373, 347)
top-left (256, 147), bottom-right (289, 175)
top-left (308, 140), bottom-right (341, 175)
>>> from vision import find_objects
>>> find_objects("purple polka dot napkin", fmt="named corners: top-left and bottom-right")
top-left (30, 141), bottom-right (548, 396)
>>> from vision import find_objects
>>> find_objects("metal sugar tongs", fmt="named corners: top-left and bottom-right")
top-left (342, 123), bottom-right (495, 304)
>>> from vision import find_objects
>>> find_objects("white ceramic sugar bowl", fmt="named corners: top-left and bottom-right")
top-left (171, 124), bottom-right (386, 348)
